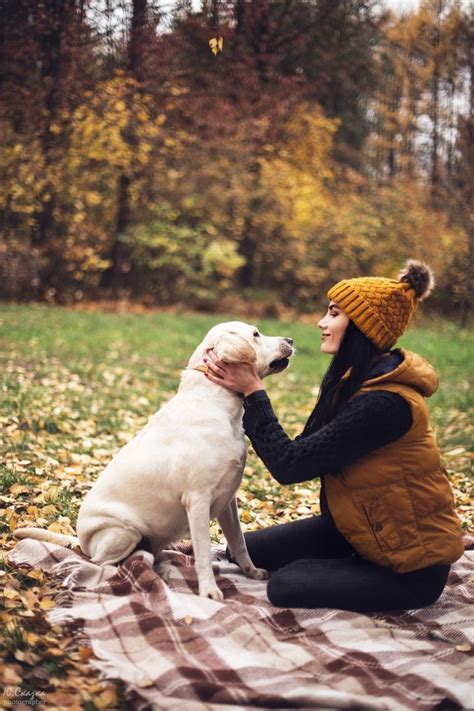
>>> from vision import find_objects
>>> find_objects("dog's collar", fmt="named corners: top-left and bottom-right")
top-left (185, 364), bottom-right (244, 399)
top-left (187, 364), bottom-right (210, 375)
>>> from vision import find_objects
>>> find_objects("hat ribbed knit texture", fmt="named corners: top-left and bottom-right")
top-left (327, 276), bottom-right (417, 351)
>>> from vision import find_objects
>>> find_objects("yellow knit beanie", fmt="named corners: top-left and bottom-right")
top-left (327, 260), bottom-right (435, 351)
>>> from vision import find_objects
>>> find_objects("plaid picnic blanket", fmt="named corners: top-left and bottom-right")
top-left (7, 537), bottom-right (474, 711)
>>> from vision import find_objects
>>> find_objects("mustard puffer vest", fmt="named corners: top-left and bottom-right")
top-left (324, 349), bottom-right (464, 573)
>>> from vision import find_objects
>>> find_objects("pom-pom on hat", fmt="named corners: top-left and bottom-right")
top-left (327, 260), bottom-right (435, 351)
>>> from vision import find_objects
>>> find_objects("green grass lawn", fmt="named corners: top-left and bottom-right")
top-left (0, 303), bottom-right (472, 708)
top-left (1, 303), bottom-right (472, 531)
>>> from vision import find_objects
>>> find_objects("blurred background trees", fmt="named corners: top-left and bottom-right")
top-left (0, 0), bottom-right (471, 317)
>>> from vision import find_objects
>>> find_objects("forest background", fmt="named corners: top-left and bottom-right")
top-left (0, 0), bottom-right (473, 320)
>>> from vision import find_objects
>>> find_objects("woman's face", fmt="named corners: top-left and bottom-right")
top-left (318, 301), bottom-right (350, 355)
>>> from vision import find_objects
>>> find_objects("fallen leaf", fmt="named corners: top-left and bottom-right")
top-left (39, 598), bottom-right (56, 610)
top-left (2, 665), bottom-right (23, 684)
top-left (79, 646), bottom-right (94, 661)
top-left (136, 675), bottom-right (154, 687)
top-left (14, 648), bottom-right (41, 664)
top-left (97, 686), bottom-right (118, 707)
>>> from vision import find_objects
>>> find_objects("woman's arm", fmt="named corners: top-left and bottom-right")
top-left (202, 348), bottom-right (412, 485)
top-left (242, 390), bottom-right (412, 484)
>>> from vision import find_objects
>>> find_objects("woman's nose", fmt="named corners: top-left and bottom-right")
top-left (284, 337), bottom-right (293, 346)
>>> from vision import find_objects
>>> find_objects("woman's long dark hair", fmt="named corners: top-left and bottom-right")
top-left (302, 320), bottom-right (383, 435)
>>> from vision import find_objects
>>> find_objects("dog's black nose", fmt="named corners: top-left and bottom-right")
top-left (284, 337), bottom-right (294, 346)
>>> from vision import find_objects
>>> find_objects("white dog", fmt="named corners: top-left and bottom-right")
top-left (15, 321), bottom-right (294, 600)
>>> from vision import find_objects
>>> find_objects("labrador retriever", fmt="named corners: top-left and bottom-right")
top-left (15, 321), bottom-right (294, 600)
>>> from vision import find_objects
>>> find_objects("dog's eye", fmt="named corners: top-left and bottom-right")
top-left (253, 330), bottom-right (260, 338)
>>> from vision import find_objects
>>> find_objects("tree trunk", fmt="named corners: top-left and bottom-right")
top-left (238, 159), bottom-right (263, 288)
top-left (129, 0), bottom-right (148, 83)
top-left (430, 2), bottom-right (442, 196)
top-left (31, 0), bottom-right (73, 247)
top-left (101, 0), bottom-right (148, 290)
top-left (101, 174), bottom-right (131, 288)
top-left (431, 66), bottom-right (440, 191)
top-left (459, 13), bottom-right (473, 327)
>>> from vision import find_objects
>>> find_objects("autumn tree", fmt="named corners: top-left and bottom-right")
top-left (0, 0), bottom-right (470, 313)
top-left (369, 0), bottom-right (465, 187)
top-left (446, 3), bottom-right (473, 323)
top-left (0, 0), bottom-right (97, 294)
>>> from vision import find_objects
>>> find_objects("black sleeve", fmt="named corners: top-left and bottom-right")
top-left (242, 389), bottom-right (413, 485)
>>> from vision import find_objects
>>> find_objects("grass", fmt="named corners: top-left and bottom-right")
top-left (0, 303), bottom-right (472, 708)
top-left (1, 302), bottom-right (472, 431)
top-left (0, 303), bottom-right (472, 523)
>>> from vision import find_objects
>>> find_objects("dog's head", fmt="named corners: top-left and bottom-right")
top-left (188, 321), bottom-right (294, 378)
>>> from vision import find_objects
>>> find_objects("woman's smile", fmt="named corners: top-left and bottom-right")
top-left (318, 302), bottom-right (350, 354)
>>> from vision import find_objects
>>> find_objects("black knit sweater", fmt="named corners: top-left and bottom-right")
top-left (242, 388), bottom-right (412, 485)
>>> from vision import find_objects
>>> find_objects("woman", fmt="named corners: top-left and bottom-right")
top-left (204, 260), bottom-right (464, 612)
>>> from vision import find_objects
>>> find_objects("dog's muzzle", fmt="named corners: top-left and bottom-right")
top-left (269, 342), bottom-right (294, 373)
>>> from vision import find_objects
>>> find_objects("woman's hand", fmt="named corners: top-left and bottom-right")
top-left (203, 349), bottom-right (264, 397)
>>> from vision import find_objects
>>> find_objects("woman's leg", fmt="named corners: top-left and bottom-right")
top-left (242, 514), bottom-right (354, 571)
top-left (267, 556), bottom-right (450, 612)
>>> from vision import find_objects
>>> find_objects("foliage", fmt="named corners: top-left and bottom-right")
top-left (119, 204), bottom-right (245, 304)
top-left (0, 0), bottom-right (471, 316)
top-left (314, 174), bottom-right (470, 310)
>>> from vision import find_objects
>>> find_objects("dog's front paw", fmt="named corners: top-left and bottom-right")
top-left (200, 585), bottom-right (224, 601)
top-left (157, 561), bottom-right (174, 583)
top-left (242, 565), bottom-right (269, 580)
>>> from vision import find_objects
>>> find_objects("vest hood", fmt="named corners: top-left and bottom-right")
top-left (363, 349), bottom-right (438, 398)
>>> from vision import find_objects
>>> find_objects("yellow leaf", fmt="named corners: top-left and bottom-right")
top-left (184, 615), bottom-right (193, 625)
top-left (48, 517), bottom-right (75, 535)
top-left (98, 687), bottom-right (118, 707)
top-left (39, 597), bottom-right (56, 610)
top-left (7, 513), bottom-right (18, 531)
top-left (85, 191), bottom-right (102, 206)
top-left (41, 504), bottom-right (58, 516)
top-left (9, 484), bottom-right (30, 495)
top-left (49, 646), bottom-right (67, 656)
top-left (14, 649), bottom-right (41, 664)
top-left (455, 643), bottom-right (472, 653)
top-left (209, 37), bottom-right (223, 55)
top-left (21, 590), bottom-right (39, 609)
top-left (87, 684), bottom-right (106, 694)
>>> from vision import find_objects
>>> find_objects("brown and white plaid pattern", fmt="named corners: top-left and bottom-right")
top-left (8, 538), bottom-right (474, 710)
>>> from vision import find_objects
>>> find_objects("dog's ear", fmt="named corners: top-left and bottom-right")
top-left (213, 331), bottom-right (257, 364)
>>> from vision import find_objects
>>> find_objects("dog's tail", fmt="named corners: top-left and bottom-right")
top-left (14, 527), bottom-right (80, 549)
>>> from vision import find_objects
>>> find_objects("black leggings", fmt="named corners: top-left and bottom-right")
top-left (242, 515), bottom-right (450, 613)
